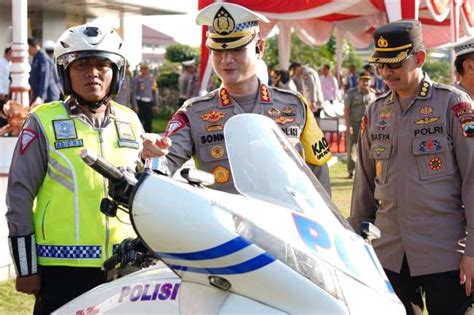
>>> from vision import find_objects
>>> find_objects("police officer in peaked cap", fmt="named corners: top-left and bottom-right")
top-left (349, 19), bottom-right (474, 314)
top-left (141, 2), bottom-right (333, 194)
top-left (454, 37), bottom-right (474, 98)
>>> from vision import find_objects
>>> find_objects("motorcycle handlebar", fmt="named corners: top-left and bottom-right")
top-left (80, 149), bottom-right (123, 183)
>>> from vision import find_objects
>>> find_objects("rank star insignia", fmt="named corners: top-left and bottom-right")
top-left (219, 88), bottom-right (231, 106)
top-left (274, 116), bottom-right (295, 125)
top-left (260, 85), bottom-right (270, 102)
top-left (201, 111), bottom-right (226, 123)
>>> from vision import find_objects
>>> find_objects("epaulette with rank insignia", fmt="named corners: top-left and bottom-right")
top-left (374, 89), bottom-right (392, 102)
top-left (181, 90), bottom-right (217, 110)
top-left (271, 85), bottom-right (299, 97)
top-left (433, 82), bottom-right (467, 95)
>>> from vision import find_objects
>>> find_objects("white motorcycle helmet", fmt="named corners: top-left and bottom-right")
top-left (54, 23), bottom-right (125, 104)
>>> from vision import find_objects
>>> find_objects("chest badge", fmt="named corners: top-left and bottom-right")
top-left (201, 111), bottom-right (226, 123)
top-left (267, 107), bottom-right (280, 117)
top-left (211, 145), bottom-right (225, 159)
top-left (281, 106), bottom-right (296, 116)
top-left (212, 165), bottom-right (230, 183)
top-left (428, 157), bottom-right (442, 171)
top-left (274, 116), bottom-right (295, 125)
top-left (53, 119), bottom-right (77, 140)
top-left (419, 106), bottom-right (433, 116)
top-left (115, 120), bottom-right (138, 149)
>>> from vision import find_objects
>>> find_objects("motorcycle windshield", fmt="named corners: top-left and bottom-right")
top-left (225, 114), bottom-right (349, 229)
top-left (224, 114), bottom-right (393, 298)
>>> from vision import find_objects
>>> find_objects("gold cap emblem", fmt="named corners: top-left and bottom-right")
top-left (213, 7), bottom-right (235, 35)
top-left (377, 36), bottom-right (389, 48)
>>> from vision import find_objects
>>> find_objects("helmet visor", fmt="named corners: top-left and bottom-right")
top-left (57, 50), bottom-right (124, 70)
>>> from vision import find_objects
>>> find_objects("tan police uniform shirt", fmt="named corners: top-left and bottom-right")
top-left (454, 82), bottom-right (473, 99)
top-left (348, 75), bottom-right (474, 276)
top-left (345, 87), bottom-right (377, 130)
top-left (160, 83), bottom-right (331, 193)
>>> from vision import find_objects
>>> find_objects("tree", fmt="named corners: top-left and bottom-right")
top-left (165, 44), bottom-right (200, 63)
top-left (423, 51), bottom-right (451, 84)
top-left (263, 33), bottom-right (362, 71)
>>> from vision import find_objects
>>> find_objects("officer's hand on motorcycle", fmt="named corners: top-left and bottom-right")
top-left (141, 133), bottom-right (172, 159)
top-left (16, 274), bottom-right (41, 295)
top-left (459, 255), bottom-right (474, 295)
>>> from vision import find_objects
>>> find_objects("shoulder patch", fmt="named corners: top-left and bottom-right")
top-left (165, 111), bottom-right (189, 137)
top-left (19, 128), bottom-right (38, 155)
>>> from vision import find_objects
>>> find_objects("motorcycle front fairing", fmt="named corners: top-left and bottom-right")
top-left (55, 114), bottom-right (403, 314)
top-left (128, 114), bottom-right (403, 314)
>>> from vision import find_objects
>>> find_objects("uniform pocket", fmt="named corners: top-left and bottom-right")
top-left (369, 142), bottom-right (392, 184)
top-left (412, 136), bottom-right (454, 180)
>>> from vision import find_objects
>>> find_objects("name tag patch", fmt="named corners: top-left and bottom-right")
top-left (115, 121), bottom-right (136, 141)
top-left (54, 139), bottom-right (84, 149)
top-left (116, 121), bottom-right (139, 148)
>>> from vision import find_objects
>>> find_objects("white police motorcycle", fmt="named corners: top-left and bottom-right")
top-left (54, 114), bottom-right (404, 314)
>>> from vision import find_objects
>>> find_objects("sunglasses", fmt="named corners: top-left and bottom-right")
top-left (374, 54), bottom-right (413, 70)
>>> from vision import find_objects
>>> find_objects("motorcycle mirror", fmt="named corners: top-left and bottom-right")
top-left (180, 168), bottom-right (215, 186)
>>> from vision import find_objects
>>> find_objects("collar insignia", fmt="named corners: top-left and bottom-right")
top-left (260, 84), bottom-right (271, 103)
top-left (219, 88), bottom-right (232, 106)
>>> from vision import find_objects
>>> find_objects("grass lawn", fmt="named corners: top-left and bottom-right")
top-left (0, 155), bottom-right (354, 315)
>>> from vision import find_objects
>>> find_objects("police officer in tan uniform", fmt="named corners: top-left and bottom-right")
top-left (348, 20), bottom-right (474, 314)
top-left (454, 37), bottom-right (474, 98)
top-left (343, 72), bottom-right (376, 178)
top-left (131, 63), bottom-right (159, 132)
top-left (141, 3), bottom-right (332, 194)
top-left (289, 62), bottom-right (325, 116)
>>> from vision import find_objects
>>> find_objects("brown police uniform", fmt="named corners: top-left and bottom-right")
top-left (349, 19), bottom-right (474, 314)
top-left (349, 75), bottom-right (474, 275)
top-left (159, 84), bottom-right (332, 194)
top-left (344, 86), bottom-right (376, 176)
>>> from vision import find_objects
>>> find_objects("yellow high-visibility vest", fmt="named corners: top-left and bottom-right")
top-left (31, 101), bottom-right (141, 267)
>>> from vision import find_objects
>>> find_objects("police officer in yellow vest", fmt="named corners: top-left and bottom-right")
top-left (141, 3), bottom-right (332, 194)
top-left (6, 24), bottom-right (143, 314)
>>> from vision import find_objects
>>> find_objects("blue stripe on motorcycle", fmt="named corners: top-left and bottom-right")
top-left (156, 236), bottom-right (251, 260)
top-left (168, 253), bottom-right (275, 275)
